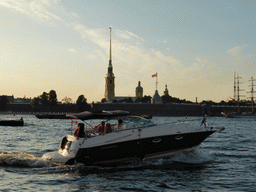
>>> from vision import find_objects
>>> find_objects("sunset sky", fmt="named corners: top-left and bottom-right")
top-left (1, 0), bottom-right (255, 103)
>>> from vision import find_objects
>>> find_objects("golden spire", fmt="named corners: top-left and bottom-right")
top-left (109, 26), bottom-right (112, 66)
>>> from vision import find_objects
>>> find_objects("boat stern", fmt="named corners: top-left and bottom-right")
top-left (42, 135), bottom-right (85, 164)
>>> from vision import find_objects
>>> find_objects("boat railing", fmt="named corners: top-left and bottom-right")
top-left (175, 117), bottom-right (219, 132)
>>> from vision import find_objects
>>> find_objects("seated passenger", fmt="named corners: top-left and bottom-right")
top-left (73, 123), bottom-right (86, 138)
top-left (104, 123), bottom-right (112, 134)
top-left (97, 121), bottom-right (105, 135)
top-left (114, 118), bottom-right (123, 130)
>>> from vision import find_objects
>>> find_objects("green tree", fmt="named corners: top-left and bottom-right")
top-left (0, 96), bottom-right (8, 112)
top-left (201, 100), bottom-right (216, 105)
top-left (141, 95), bottom-right (152, 103)
top-left (49, 90), bottom-right (57, 111)
top-left (135, 97), bottom-right (141, 103)
top-left (101, 98), bottom-right (107, 103)
top-left (161, 95), bottom-right (172, 104)
top-left (40, 92), bottom-right (49, 111)
top-left (76, 95), bottom-right (88, 112)
top-left (30, 97), bottom-right (40, 111)
top-left (62, 97), bottom-right (73, 105)
top-left (127, 97), bottom-right (133, 103)
top-left (118, 97), bottom-right (133, 103)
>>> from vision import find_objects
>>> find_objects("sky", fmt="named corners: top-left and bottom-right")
top-left (0, 0), bottom-right (256, 103)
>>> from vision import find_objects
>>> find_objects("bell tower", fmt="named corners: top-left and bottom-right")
top-left (105, 27), bottom-right (115, 101)
top-left (136, 81), bottom-right (143, 99)
top-left (164, 84), bottom-right (169, 96)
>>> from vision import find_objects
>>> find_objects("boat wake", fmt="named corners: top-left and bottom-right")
top-left (0, 149), bottom-right (212, 173)
top-left (0, 151), bottom-right (62, 167)
top-left (170, 149), bottom-right (212, 164)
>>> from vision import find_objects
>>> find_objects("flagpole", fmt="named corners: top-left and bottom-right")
top-left (156, 72), bottom-right (158, 91)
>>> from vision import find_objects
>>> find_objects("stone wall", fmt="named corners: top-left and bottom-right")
top-left (5, 103), bottom-right (90, 113)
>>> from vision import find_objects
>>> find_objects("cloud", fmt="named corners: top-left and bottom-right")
top-left (0, 55), bottom-right (6, 61)
top-left (72, 22), bottom-right (190, 83)
top-left (29, 0), bottom-right (61, 20)
top-left (190, 58), bottom-right (207, 71)
top-left (0, 0), bottom-right (61, 21)
top-left (1, 0), bottom-right (209, 94)
top-left (227, 45), bottom-right (256, 60)
top-left (125, 31), bottom-right (145, 42)
top-left (227, 46), bottom-right (243, 57)
top-left (68, 48), bottom-right (76, 53)
top-left (0, 0), bottom-right (30, 14)
top-left (115, 30), bottom-right (145, 42)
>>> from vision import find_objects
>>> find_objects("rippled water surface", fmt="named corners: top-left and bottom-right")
top-left (0, 114), bottom-right (255, 191)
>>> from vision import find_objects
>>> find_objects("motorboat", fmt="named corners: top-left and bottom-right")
top-left (35, 114), bottom-right (68, 119)
top-left (0, 118), bottom-right (24, 126)
top-left (42, 111), bottom-right (225, 165)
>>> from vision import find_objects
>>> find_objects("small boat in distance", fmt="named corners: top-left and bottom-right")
top-left (42, 110), bottom-right (225, 165)
top-left (0, 118), bottom-right (24, 126)
top-left (35, 114), bottom-right (68, 119)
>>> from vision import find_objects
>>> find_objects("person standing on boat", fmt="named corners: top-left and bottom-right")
top-left (73, 123), bottom-right (86, 137)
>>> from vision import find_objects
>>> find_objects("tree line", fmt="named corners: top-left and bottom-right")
top-left (0, 92), bottom-right (254, 112)
top-left (30, 90), bottom-right (89, 112)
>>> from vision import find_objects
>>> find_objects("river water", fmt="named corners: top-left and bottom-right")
top-left (0, 114), bottom-right (255, 191)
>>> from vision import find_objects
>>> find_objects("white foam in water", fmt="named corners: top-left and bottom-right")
top-left (170, 149), bottom-right (212, 164)
top-left (0, 152), bottom-right (54, 167)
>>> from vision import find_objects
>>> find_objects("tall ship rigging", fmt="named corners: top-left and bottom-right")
top-left (223, 73), bottom-right (255, 118)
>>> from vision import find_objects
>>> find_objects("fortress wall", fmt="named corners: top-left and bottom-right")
top-left (210, 106), bottom-right (255, 116)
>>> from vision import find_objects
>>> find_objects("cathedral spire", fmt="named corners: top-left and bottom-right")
top-left (107, 27), bottom-right (113, 75)
top-left (109, 26), bottom-right (112, 67)
top-left (105, 27), bottom-right (115, 101)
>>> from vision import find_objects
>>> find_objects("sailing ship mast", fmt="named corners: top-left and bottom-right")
top-left (235, 73), bottom-right (244, 113)
top-left (248, 77), bottom-right (256, 113)
top-left (234, 72), bottom-right (237, 101)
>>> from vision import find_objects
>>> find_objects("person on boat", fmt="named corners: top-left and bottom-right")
top-left (114, 118), bottom-right (123, 130)
top-left (97, 121), bottom-right (105, 134)
top-left (73, 123), bottom-right (86, 138)
top-left (104, 123), bottom-right (112, 134)
top-left (200, 117), bottom-right (206, 127)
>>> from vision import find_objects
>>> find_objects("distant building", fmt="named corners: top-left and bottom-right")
top-left (0, 95), bottom-right (14, 103)
top-left (151, 90), bottom-right (162, 104)
top-left (115, 97), bottom-right (136, 102)
top-left (135, 81), bottom-right (143, 99)
top-left (14, 97), bottom-right (32, 104)
top-left (105, 27), bottom-right (115, 101)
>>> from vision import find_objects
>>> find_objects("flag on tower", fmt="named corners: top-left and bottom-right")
top-left (152, 73), bottom-right (157, 78)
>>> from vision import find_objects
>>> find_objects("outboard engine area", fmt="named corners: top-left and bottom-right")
top-left (60, 136), bottom-right (68, 150)
top-left (42, 135), bottom-right (84, 164)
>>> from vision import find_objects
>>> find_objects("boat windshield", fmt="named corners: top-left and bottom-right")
top-left (106, 116), bottom-right (156, 131)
